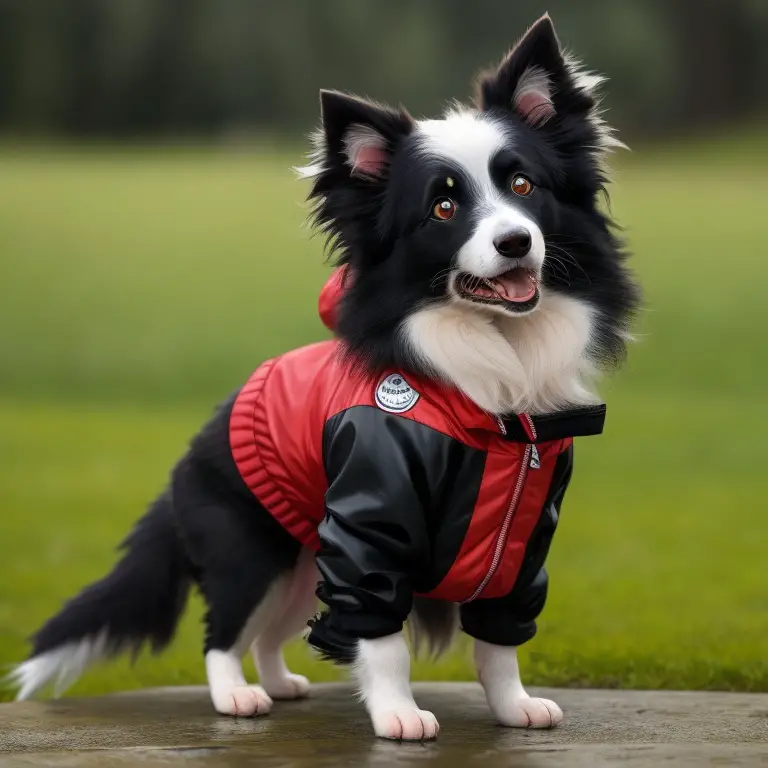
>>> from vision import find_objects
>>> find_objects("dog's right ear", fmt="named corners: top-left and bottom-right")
top-left (475, 16), bottom-right (567, 127)
top-left (318, 90), bottom-right (414, 181)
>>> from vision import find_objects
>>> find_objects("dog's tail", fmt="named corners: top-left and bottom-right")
top-left (7, 491), bottom-right (191, 700)
top-left (407, 597), bottom-right (460, 659)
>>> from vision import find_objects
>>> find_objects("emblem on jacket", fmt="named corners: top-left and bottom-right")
top-left (529, 444), bottom-right (541, 469)
top-left (375, 373), bottom-right (420, 413)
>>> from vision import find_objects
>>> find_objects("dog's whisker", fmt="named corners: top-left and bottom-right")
top-left (544, 254), bottom-right (571, 284)
top-left (546, 244), bottom-right (591, 285)
top-left (544, 254), bottom-right (573, 286)
top-left (546, 233), bottom-right (595, 247)
top-left (429, 267), bottom-right (459, 292)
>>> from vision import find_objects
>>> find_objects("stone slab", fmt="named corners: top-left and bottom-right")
top-left (1, 684), bottom-right (766, 767)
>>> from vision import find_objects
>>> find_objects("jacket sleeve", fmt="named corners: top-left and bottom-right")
top-left (306, 405), bottom-right (444, 662)
top-left (460, 443), bottom-right (574, 647)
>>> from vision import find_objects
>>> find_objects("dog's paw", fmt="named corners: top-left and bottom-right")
top-left (261, 673), bottom-right (310, 700)
top-left (494, 696), bottom-right (563, 729)
top-left (211, 685), bottom-right (273, 717)
top-left (371, 708), bottom-right (440, 741)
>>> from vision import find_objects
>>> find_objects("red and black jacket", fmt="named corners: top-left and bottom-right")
top-left (230, 271), bottom-right (605, 656)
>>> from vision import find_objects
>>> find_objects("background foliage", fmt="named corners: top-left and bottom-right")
top-left (1, 0), bottom-right (767, 140)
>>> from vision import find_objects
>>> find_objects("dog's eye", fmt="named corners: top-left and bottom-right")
top-left (432, 198), bottom-right (457, 221)
top-left (511, 175), bottom-right (533, 197)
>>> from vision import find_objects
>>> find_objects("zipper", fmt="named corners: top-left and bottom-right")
top-left (465, 414), bottom-right (538, 603)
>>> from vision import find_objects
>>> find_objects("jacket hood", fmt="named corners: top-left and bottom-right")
top-left (318, 266), bottom-right (349, 332)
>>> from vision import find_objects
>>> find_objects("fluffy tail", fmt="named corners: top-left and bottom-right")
top-left (7, 491), bottom-right (191, 700)
top-left (407, 597), bottom-right (459, 659)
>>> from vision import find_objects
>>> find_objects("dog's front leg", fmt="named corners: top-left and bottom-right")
top-left (354, 632), bottom-right (439, 740)
top-left (474, 640), bottom-right (563, 728)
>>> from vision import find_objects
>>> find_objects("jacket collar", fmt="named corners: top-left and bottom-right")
top-left (408, 372), bottom-right (607, 442)
top-left (498, 405), bottom-right (606, 443)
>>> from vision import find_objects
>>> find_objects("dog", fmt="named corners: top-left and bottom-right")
top-left (8, 15), bottom-right (639, 740)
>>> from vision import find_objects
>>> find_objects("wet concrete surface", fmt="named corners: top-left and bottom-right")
top-left (1, 683), bottom-right (766, 767)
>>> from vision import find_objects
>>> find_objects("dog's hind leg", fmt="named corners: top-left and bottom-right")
top-left (251, 546), bottom-right (318, 700)
top-left (204, 573), bottom-right (290, 717)
top-left (172, 427), bottom-right (303, 717)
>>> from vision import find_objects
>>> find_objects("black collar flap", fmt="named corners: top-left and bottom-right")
top-left (500, 404), bottom-right (606, 443)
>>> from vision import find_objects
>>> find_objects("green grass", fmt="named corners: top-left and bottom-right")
top-left (0, 138), bottom-right (766, 699)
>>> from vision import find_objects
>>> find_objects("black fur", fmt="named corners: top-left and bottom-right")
top-left (170, 396), bottom-right (300, 653)
top-left (30, 490), bottom-right (190, 660)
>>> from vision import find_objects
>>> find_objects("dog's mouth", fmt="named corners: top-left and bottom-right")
top-left (455, 267), bottom-right (540, 312)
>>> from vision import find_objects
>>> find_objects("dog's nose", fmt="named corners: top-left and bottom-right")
top-left (494, 228), bottom-right (531, 258)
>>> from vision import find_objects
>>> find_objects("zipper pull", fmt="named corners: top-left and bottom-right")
top-left (520, 414), bottom-right (539, 468)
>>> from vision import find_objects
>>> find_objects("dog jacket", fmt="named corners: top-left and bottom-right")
top-left (230, 269), bottom-right (606, 655)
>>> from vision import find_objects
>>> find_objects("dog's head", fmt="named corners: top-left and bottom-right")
top-left (301, 16), bottom-right (639, 410)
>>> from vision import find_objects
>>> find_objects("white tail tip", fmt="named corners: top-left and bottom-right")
top-left (5, 634), bottom-right (108, 701)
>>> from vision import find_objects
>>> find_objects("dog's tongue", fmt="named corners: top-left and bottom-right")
top-left (492, 267), bottom-right (537, 302)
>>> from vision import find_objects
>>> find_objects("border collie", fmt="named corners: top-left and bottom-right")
top-left (8, 15), bottom-right (638, 740)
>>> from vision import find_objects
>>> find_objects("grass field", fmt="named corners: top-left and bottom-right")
top-left (1, 136), bottom-right (766, 700)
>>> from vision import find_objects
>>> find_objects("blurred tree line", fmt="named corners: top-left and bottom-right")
top-left (0, 0), bottom-right (766, 140)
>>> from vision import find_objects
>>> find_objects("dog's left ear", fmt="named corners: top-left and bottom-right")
top-left (476, 15), bottom-right (583, 127)
top-left (318, 90), bottom-right (414, 180)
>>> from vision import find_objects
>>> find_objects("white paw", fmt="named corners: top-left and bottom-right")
top-left (494, 696), bottom-right (563, 729)
top-left (371, 708), bottom-right (440, 741)
top-left (211, 685), bottom-right (273, 717)
top-left (261, 673), bottom-right (310, 700)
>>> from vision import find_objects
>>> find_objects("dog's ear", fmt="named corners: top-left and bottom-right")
top-left (475, 15), bottom-right (571, 127)
top-left (318, 90), bottom-right (414, 180)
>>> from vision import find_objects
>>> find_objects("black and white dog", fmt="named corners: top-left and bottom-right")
top-left (10, 16), bottom-right (638, 740)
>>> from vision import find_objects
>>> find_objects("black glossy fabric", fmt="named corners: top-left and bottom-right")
top-left (500, 405), bottom-right (605, 443)
top-left (308, 406), bottom-right (484, 653)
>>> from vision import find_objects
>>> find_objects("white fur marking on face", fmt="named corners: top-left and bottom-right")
top-left (456, 207), bottom-right (545, 279)
top-left (416, 110), bottom-right (546, 282)
top-left (404, 292), bottom-right (599, 414)
top-left (417, 110), bottom-right (508, 197)
top-left (474, 640), bottom-right (563, 728)
top-left (513, 66), bottom-right (555, 126)
top-left (354, 632), bottom-right (439, 740)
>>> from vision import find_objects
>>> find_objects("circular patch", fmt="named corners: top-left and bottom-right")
top-left (375, 373), bottom-right (420, 413)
